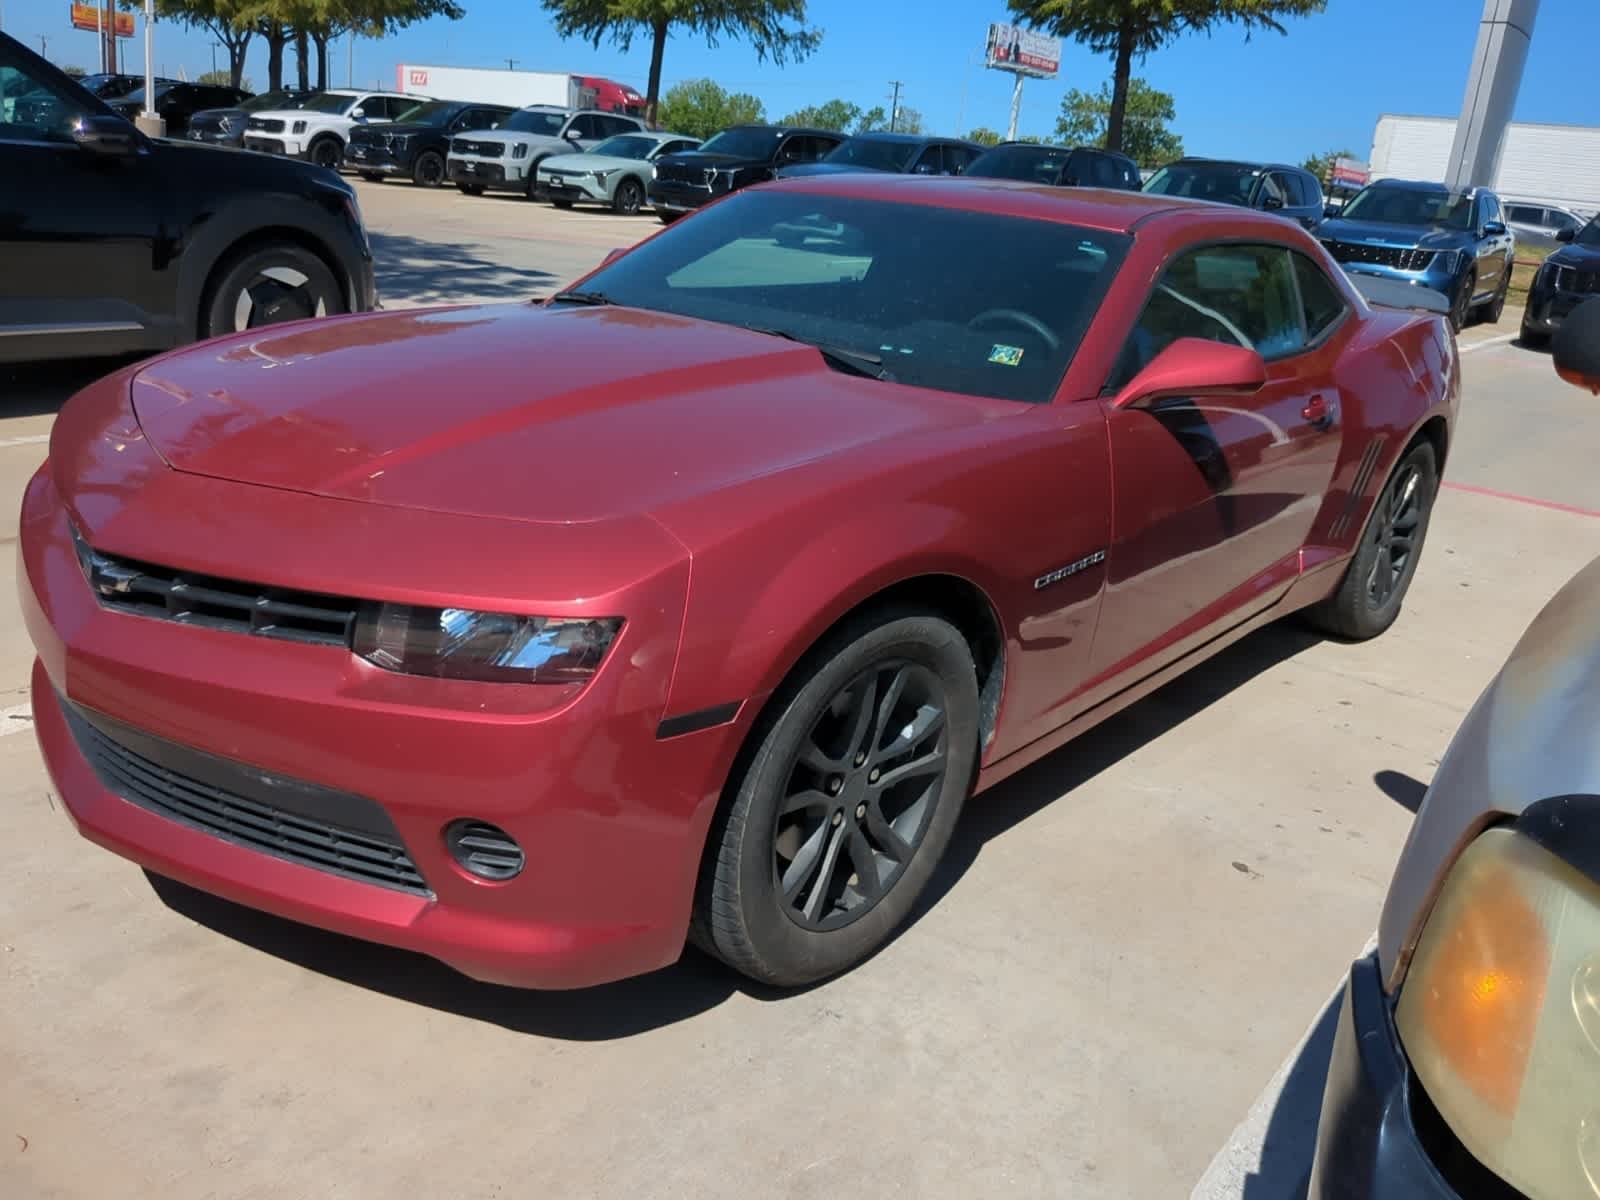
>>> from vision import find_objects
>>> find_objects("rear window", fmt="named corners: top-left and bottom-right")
top-left (567, 190), bottom-right (1131, 404)
top-left (965, 145), bottom-right (1072, 185)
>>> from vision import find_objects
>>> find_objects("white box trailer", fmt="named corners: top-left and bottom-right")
top-left (394, 64), bottom-right (644, 116)
top-left (1370, 113), bottom-right (1600, 218)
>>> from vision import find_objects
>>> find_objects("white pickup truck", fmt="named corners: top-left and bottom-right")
top-left (244, 89), bottom-right (421, 170)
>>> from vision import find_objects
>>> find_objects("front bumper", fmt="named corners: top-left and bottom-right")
top-left (244, 134), bottom-right (306, 158)
top-left (18, 421), bottom-right (737, 989)
top-left (187, 128), bottom-right (243, 147)
top-left (648, 180), bottom-right (718, 213)
top-left (1307, 954), bottom-right (1463, 1198)
top-left (539, 173), bottom-right (608, 203)
top-left (447, 158), bottom-right (520, 190)
top-left (1331, 259), bottom-right (1461, 300)
top-left (344, 142), bottom-right (409, 175)
top-left (1522, 280), bottom-right (1591, 334)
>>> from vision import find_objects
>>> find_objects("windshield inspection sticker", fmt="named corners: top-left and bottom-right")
top-left (988, 344), bottom-right (1025, 367)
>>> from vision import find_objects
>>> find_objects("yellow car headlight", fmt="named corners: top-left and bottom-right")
top-left (1396, 825), bottom-right (1600, 1200)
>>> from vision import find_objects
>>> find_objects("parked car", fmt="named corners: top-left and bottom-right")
top-left (244, 88), bottom-right (419, 170)
top-left (1143, 157), bottom-right (1326, 228)
top-left (0, 34), bottom-right (375, 364)
top-left (19, 176), bottom-right (1457, 992)
top-left (187, 88), bottom-right (312, 147)
top-left (1521, 213), bottom-right (1600, 345)
top-left (445, 105), bottom-right (646, 198)
top-left (776, 132), bottom-right (984, 178)
top-left (108, 81), bottom-right (252, 137)
top-left (535, 130), bottom-right (702, 213)
top-left (1306, 297), bottom-right (1600, 1200)
top-left (76, 72), bottom-right (177, 100)
top-left (647, 124), bottom-right (846, 221)
top-left (963, 142), bottom-right (1142, 191)
top-left (1316, 179), bottom-right (1516, 332)
top-left (346, 99), bottom-right (516, 187)
top-left (1504, 199), bottom-right (1588, 251)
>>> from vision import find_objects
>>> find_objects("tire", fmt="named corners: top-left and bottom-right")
top-left (1449, 269), bottom-right (1475, 333)
top-left (1481, 265), bottom-right (1510, 324)
top-left (693, 609), bottom-right (980, 987)
top-left (525, 158), bottom-right (546, 200)
top-left (199, 242), bottom-right (347, 339)
top-left (307, 136), bottom-right (342, 171)
top-left (411, 150), bottom-right (445, 187)
top-left (1304, 441), bottom-right (1438, 640)
top-left (657, 209), bottom-right (682, 225)
top-left (456, 183), bottom-right (485, 196)
top-left (550, 198), bottom-right (573, 209)
top-left (1520, 321), bottom-right (1549, 349)
top-left (612, 177), bottom-right (645, 215)
top-left (359, 171), bottom-right (384, 183)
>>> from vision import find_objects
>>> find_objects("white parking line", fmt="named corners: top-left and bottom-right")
top-left (1461, 332), bottom-right (1521, 354)
top-left (0, 433), bottom-right (50, 449)
top-left (0, 702), bottom-right (35, 738)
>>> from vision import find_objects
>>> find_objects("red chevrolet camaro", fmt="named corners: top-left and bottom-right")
top-left (20, 177), bottom-right (1458, 989)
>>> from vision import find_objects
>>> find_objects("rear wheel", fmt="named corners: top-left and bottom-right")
top-left (693, 610), bottom-right (979, 987)
top-left (550, 198), bottom-right (573, 209)
top-left (456, 182), bottom-right (485, 196)
top-left (307, 136), bottom-right (342, 171)
top-left (1449, 269), bottom-right (1476, 333)
top-left (411, 150), bottom-right (445, 187)
top-left (359, 171), bottom-right (384, 183)
top-left (657, 210), bottom-right (682, 225)
top-left (1304, 441), bottom-right (1438, 640)
top-left (199, 242), bottom-right (346, 339)
top-left (612, 177), bottom-right (645, 215)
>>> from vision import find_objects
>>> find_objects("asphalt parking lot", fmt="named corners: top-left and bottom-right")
top-left (4, 182), bottom-right (1599, 1199)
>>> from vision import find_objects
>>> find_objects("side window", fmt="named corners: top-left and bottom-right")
top-left (1506, 203), bottom-right (1538, 224)
top-left (1120, 157), bottom-right (1141, 190)
top-left (564, 113), bottom-right (596, 138)
top-left (1551, 210), bottom-right (1581, 234)
top-left (911, 145), bottom-right (942, 174)
top-left (597, 114), bottom-right (632, 138)
top-left (1259, 172), bottom-right (1289, 210)
top-left (1279, 172), bottom-right (1306, 207)
top-left (1113, 244), bottom-right (1306, 385)
top-left (0, 59), bottom-right (88, 142)
top-left (1480, 194), bottom-right (1502, 228)
top-left (1292, 253), bottom-right (1349, 343)
top-left (1299, 171), bottom-right (1323, 209)
top-left (1061, 149), bottom-right (1088, 185)
top-left (1089, 153), bottom-right (1121, 188)
top-left (946, 145), bottom-right (978, 176)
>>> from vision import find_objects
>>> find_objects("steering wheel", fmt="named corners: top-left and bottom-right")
top-left (966, 308), bottom-right (1059, 351)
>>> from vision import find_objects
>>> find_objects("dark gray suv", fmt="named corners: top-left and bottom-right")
top-left (1143, 157), bottom-right (1326, 229)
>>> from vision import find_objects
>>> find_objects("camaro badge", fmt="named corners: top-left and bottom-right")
top-left (1034, 550), bottom-right (1106, 590)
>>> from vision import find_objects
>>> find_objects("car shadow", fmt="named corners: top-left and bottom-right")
top-left (1234, 988), bottom-right (1342, 1199)
top-left (144, 621), bottom-right (1325, 1042)
top-left (369, 231), bottom-right (557, 307)
top-left (1, 357), bottom-right (139, 419)
top-left (1373, 768), bottom-right (1427, 813)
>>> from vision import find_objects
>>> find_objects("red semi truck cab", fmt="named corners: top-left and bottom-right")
top-left (575, 76), bottom-right (645, 118)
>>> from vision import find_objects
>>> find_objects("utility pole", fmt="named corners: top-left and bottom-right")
top-left (887, 80), bottom-right (902, 133)
top-left (101, 0), bottom-right (115, 73)
top-left (210, 41), bottom-right (218, 74)
top-left (506, 58), bottom-right (518, 71)
top-left (348, 31), bottom-right (354, 88)
top-left (38, 34), bottom-right (47, 58)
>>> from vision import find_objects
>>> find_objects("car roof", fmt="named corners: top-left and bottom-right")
top-left (761, 173), bottom-right (1279, 234)
top-left (1363, 177), bottom-right (1485, 195)
top-left (1168, 156), bottom-right (1307, 173)
top-left (721, 123), bottom-right (842, 138)
top-left (990, 141), bottom-right (1127, 158)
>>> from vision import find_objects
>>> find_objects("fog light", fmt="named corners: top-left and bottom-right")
top-left (445, 820), bottom-right (524, 881)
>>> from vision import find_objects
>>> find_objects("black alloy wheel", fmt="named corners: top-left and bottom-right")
top-left (200, 243), bottom-right (346, 338)
top-left (360, 171), bottom-right (384, 183)
top-left (525, 159), bottom-right (545, 199)
top-left (1366, 457), bottom-right (1423, 612)
top-left (693, 610), bottom-right (980, 986)
top-left (612, 176), bottom-right (645, 215)
top-left (1450, 269), bottom-right (1476, 333)
top-left (1483, 266), bottom-right (1510, 324)
top-left (308, 137), bottom-right (342, 171)
top-left (412, 150), bottom-right (445, 187)
top-left (457, 182), bottom-right (485, 196)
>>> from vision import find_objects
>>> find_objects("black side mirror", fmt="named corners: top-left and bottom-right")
top-left (1482, 220), bottom-right (1507, 237)
top-left (1557, 227), bottom-right (1576, 244)
top-left (1323, 204), bottom-right (1340, 219)
top-left (73, 114), bottom-right (140, 156)
top-left (1554, 297), bottom-right (1600, 393)
top-left (1261, 195), bottom-right (1285, 211)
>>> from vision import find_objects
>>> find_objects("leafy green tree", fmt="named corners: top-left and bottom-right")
top-left (1007, 0), bottom-right (1325, 154)
top-left (780, 98), bottom-right (861, 131)
top-left (121, 0), bottom-right (255, 87)
top-left (542, 0), bottom-right (820, 124)
top-left (198, 68), bottom-right (253, 87)
top-left (855, 104), bottom-right (888, 132)
top-left (62, 65), bottom-right (88, 78)
top-left (891, 105), bottom-right (923, 134)
top-left (1056, 76), bottom-right (1182, 167)
top-left (1301, 147), bottom-right (1355, 185)
top-left (655, 77), bottom-right (765, 140)
top-left (966, 126), bottom-right (1002, 146)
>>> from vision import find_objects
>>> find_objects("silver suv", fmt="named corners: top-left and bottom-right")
top-left (445, 106), bottom-right (646, 198)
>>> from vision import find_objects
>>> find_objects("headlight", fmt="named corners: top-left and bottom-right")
top-left (1433, 249), bottom-right (1460, 273)
top-left (512, 143), bottom-right (528, 159)
top-left (389, 134), bottom-right (410, 150)
top-left (291, 120), bottom-right (307, 135)
top-left (1396, 826), bottom-right (1600, 1200)
top-left (353, 604), bottom-right (623, 685)
top-left (1542, 263), bottom-right (1572, 291)
top-left (592, 169), bottom-right (614, 183)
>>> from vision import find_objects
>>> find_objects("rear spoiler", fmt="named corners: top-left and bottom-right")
top-left (1350, 275), bottom-right (1452, 316)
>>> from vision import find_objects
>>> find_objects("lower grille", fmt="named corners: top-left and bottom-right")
top-left (450, 138), bottom-right (504, 157)
top-left (1323, 240), bottom-right (1435, 272)
top-left (65, 701), bottom-right (431, 896)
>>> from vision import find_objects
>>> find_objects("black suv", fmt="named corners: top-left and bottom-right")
top-left (187, 88), bottom-right (312, 147)
top-left (648, 124), bottom-right (847, 222)
top-left (347, 99), bottom-right (515, 187)
top-left (108, 81), bottom-right (252, 137)
top-left (776, 132), bottom-right (984, 178)
top-left (1522, 214), bottom-right (1600, 345)
top-left (77, 72), bottom-right (178, 101)
top-left (963, 142), bottom-right (1142, 190)
top-left (1143, 157), bottom-right (1326, 228)
top-left (0, 35), bottom-right (375, 365)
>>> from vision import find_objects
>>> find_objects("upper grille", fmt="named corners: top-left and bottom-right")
top-left (654, 161), bottom-right (716, 186)
top-left (1322, 240), bottom-right (1435, 272)
top-left (188, 113), bottom-right (224, 133)
top-left (248, 117), bottom-right (286, 133)
top-left (73, 533), bottom-right (360, 648)
top-left (64, 701), bottom-right (431, 896)
top-left (451, 138), bottom-right (503, 157)
top-left (1550, 265), bottom-right (1600, 295)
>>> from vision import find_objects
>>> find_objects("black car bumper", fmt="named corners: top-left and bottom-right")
top-left (187, 128), bottom-right (243, 147)
top-left (243, 135), bottom-right (303, 160)
top-left (344, 143), bottom-right (410, 176)
top-left (648, 181), bottom-right (717, 213)
top-left (1522, 282), bottom-right (1592, 335)
top-left (447, 160), bottom-right (507, 187)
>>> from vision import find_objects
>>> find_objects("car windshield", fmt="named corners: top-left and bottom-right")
top-left (241, 91), bottom-right (302, 112)
top-left (699, 126), bottom-right (783, 158)
top-left (1143, 162), bottom-right (1260, 205)
top-left (502, 108), bottom-right (566, 135)
top-left (119, 83), bottom-right (176, 106)
top-left (1574, 218), bottom-right (1600, 248)
top-left (589, 134), bottom-right (656, 159)
top-left (563, 191), bottom-right (1130, 404)
top-left (299, 92), bottom-right (360, 115)
top-left (965, 146), bottom-right (1071, 184)
top-left (1341, 185), bottom-right (1475, 230)
top-left (390, 100), bottom-right (459, 125)
top-left (823, 138), bottom-right (920, 172)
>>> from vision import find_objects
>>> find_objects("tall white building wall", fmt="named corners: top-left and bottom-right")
top-left (1371, 114), bottom-right (1600, 217)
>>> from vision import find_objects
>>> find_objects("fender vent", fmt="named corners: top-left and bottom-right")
top-left (1330, 436), bottom-right (1387, 542)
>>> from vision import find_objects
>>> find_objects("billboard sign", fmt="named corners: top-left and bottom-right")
top-left (70, 3), bottom-right (135, 37)
top-left (1331, 156), bottom-right (1371, 187)
top-left (985, 22), bottom-right (1061, 79)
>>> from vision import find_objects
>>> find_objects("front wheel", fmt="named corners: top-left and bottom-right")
top-left (1449, 269), bottom-right (1476, 333)
top-left (612, 177), bottom-right (645, 215)
top-left (456, 182), bottom-right (485, 196)
top-left (199, 243), bottom-right (347, 339)
top-left (1304, 441), bottom-right (1438, 640)
top-left (693, 610), bottom-right (979, 986)
top-left (657, 209), bottom-right (682, 225)
top-left (360, 171), bottom-right (384, 183)
top-left (411, 150), bottom-right (445, 187)
top-left (550, 198), bottom-right (573, 209)
top-left (307, 137), bottom-right (342, 171)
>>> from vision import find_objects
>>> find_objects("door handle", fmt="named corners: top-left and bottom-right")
top-left (1302, 395), bottom-right (1337, 431)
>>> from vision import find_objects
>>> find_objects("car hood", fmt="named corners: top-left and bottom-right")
top-left (192, 106), bottom-right (248, 121)
top-left (539, 152), bottom-right (642, 172)
top-left (658, 151), bottom-right (767, 170)
top-left (778, 161), bottom-right (895, 177)
top-left (1547, 241), bottom-right (1600, 269)
top-left (452, 130), bottom-right (547, 148)
top-left (351, 120), bottom-right (438, 137)
top-left (127, 304), bottom-right (986, 525)
top-left (247, 108), bottom-right (335, 124)
top-left (1317, 218), bottom-right (1474, 250)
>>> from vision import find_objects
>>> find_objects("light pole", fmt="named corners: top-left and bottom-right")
top-left (136, 0), bottom-right (164, 137)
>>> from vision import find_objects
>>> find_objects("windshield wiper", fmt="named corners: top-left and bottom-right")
top-left (745, 326), bottom-right (894, 382)
top-left (550, 289), bottom-right (617, 307)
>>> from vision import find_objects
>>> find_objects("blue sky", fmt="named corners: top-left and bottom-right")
top-left (13, 0), bottom-right (1599, 163)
